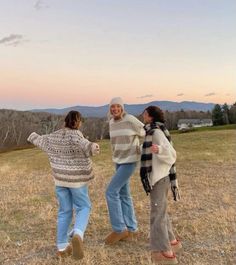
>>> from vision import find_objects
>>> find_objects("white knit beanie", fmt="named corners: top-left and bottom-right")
top-left (109, 97), bottom-right (124, 110)
top-left (107, 97), bottom-right (125, 120)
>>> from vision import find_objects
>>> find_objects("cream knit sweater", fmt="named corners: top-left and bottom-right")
top-left (27, 128), bottom-right (98, 188)
top-left (150, 129), bottom-right (177, 186)
top-left (109, 114), bottom-right (145, 164)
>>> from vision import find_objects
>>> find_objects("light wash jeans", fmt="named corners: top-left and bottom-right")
top-left (105, 162), bottom-right (137, 232)
top-left (55, 185), bottom-right (91, 250)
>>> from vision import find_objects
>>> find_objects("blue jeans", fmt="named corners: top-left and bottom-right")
top-left (55, 185), bottom-right (91, 250)
top-left (105, 162), bottom-right (137, 232)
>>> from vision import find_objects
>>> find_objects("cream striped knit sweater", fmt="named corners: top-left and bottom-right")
top-left (109, 114), bottom-right (145, 164)
top-left (27, 128), bottom-right (96, 188)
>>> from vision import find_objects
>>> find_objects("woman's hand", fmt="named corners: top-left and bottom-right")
top-left (92, 143), bottom-right (100, 154)
top-left (151, 144), bottom-right (159, 154)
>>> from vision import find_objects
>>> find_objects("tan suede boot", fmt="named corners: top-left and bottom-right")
top-left (71, 234), bottom-right (84, 260)
top-left (121, 230), bottom-right (138, 241)
top-left (57, 245), bottom-right (72, 258)
top-left (104, 230), bottom-right (129, 245)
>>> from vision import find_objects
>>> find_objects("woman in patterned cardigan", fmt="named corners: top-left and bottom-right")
top-left (27, 110), bottom-right (99, 260)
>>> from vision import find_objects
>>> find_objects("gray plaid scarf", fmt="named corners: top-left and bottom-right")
top-left (140, 122), bottom-right (180, 201)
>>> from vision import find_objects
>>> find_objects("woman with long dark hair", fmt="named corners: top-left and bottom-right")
top-left (141, 106), bottom-right (181, 264)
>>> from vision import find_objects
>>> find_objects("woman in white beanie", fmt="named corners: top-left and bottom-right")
top-left (104, 97), bottom-right (145, 244)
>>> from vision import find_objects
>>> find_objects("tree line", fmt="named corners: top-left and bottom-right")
top-left (0, 103), bottom-right (235, 151)
top-left (212, 103), bottom-right (236, 125)
top-left (0, 109), bottom-right (110, 151)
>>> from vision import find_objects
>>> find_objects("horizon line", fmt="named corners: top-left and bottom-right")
top-left (28, 99), bottom-right (227, 110)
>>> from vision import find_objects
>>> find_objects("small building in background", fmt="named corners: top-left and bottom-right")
top-left (177, 119), bottom-right (213, 131)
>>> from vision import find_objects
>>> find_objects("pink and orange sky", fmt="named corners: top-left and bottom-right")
top-left (0, 0), bottom-right (235, 110)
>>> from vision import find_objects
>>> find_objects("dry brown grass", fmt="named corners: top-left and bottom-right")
top-left (0, 129), bottom-right (235, 265)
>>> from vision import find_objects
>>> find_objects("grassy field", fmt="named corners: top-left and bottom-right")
top-left (171, 124), bottom-right (236, 134)
top-left (0, 129), bottom-right (235, 265)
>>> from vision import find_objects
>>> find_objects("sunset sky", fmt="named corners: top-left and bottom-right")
top-left (0, 0), bottom-right (235, 110)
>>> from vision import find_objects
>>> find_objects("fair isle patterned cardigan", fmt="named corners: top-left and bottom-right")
top-left (27, 128), bottom-right (94, 188)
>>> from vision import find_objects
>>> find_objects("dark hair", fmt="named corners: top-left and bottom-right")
top-left (144, 106), bottom-right (165, 123)
top-left (65, 110), bottom-right (82, 129)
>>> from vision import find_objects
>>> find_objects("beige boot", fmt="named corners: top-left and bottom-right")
top-left (104, 230), bottom-right (129, 245)
top-left (71, 234), bottom-right (84, 260)
top-left (121, 230), bottom-right (138, 241)
top-left (57, 245), bottom-right (72, 258)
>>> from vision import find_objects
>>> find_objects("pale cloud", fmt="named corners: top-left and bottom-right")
top-left (205, 92), bottom-right (216, 97)
top-left (137, 94), bottom-right (154, 99)
top-left (177, 93), bottom-right (184, 96)
top-left (34, 0), bottom-right (49, 10)
top-left (0, 34), bottom-right (27, 46)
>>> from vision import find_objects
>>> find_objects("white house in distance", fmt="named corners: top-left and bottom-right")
top-left (177, 119), bottom-right (213, 130)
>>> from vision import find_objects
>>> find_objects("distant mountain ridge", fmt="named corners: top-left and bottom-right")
top-left (30, 100), bottom-right (215, 117)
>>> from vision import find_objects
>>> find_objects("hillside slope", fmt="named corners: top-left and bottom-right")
top-left (0, 129), bottom-right (235, 265)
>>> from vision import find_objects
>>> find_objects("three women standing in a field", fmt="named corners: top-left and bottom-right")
top-left (27, 102), bottom-right (181, 264)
